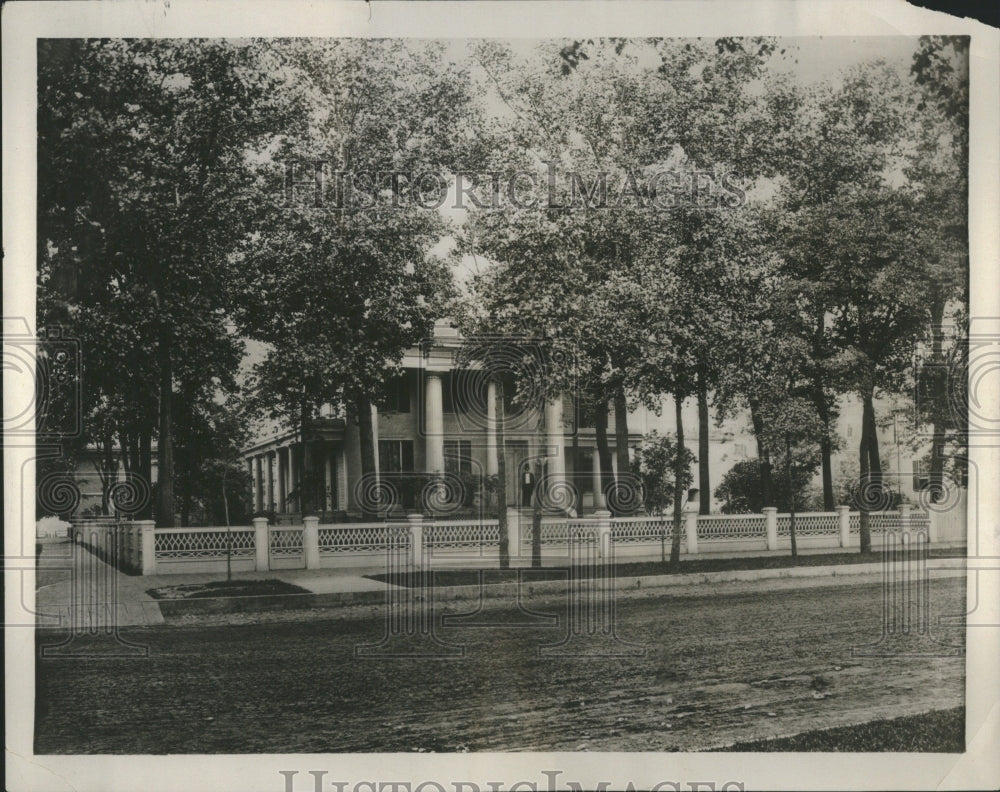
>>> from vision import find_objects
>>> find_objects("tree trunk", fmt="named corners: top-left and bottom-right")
top-left (749, 399), bottom-right (773, 508)
top-left (697, 374), bottom-right (711, 514)
top-left (100, 433), bottom-right (115, 516)
top-left (613, 388), bottom-right (631, 516)
top-left (927, 299), bottom-right (947, 502)
top-left (863, 393), bottom-right (882, 503)
top-left (670, 394), bottom-right (685, 568)
top-left (119, 432), bottom-right (133, 476)
top-left (356, 395), bottom-right (378, 520)
top-left (594, 399), bottom-right (614, 508)
top-left (156, 340), bottom-right (174, 528)
top-left (858, 398), bottom-right (872, 554)
top-left (786, 434), bottom-right (798, 558)
top-left (180, 484), bottom-right (192, 527)
top-left (613, 389), bottom-right (631, 477)
top-left (813, 377), bottom-right (835, 510)
top-left (138, 429), bottom-right (152, 520)
top-left (495, 377), bottom-right (509, 570)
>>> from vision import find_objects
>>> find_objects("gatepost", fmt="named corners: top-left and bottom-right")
top-left (836, 505), bottom-right (851, 548)
top-left (684, 506), bottom-right (699, 555)
top-left (407, 512), bottom-right (424, 569)
top-left (506, 507), bottom-right (521, 561)
top-left (138, 520), bottom-right (156, 576)
top-left (764, 507), bottom-right (778, 550)
top-left (595, 509), bottom-right (612, 559)
top-left (252, 516), bottom-right (269, 572)
top-left (303, 515), bottom-right (320, 569)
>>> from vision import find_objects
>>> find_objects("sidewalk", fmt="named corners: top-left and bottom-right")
top-left (34, 537), bottom-right (967, 627)
top-left (35, 539), bottom-right (394, 629)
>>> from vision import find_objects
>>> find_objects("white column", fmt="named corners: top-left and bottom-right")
top-left (543, 396), bottom-right (567, 514)
top-left (591, 447), bottom-right (606, 510)
top-left (338, 445), bottom-right (349, 513)
top-left (837, 505), bottom-right (851, 547)
top-left (371, 403), bottom-right (381, 473)
top-left (277, 448), bottom-right (286, 513)
top-left (287, 444), bottom-right (297, 511)
top-left (324, 446), bottom-right (334, 513)
top-left (486, 380), bottom-right (499, 476)
top-left (265, 452), bottom-right (275, 513)
top-left (425, 373), bottom-right (445, 474)
top-left (254, 455), bottom-right (264, 512)
top-left (545, 397), bottom-right (565, 477)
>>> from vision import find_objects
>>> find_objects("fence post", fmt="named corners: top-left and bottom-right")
top-left (836, 505), bottom-right (851, 548)
top-left (684, 508), bottom-right (699, 555)
top-left (595, 510), bottom-right (612, 559)
top-left (764, 507), bottom-right (778, 551)
top-left (928, 509), bottom-right (941, 544)
top-left (138, 520), bottom-right (156, 576)
top-left (506, 507), bottom-right (521, 560)
top-left (408, 512), bottom-right (424, 569)
top-left (252, 516), bottom-right (269, 572)
top-left (303, 515), bottom-right (320, 569)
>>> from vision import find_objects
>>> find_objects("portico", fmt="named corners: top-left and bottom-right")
top-left (243, 322), bottom-right (642, 520)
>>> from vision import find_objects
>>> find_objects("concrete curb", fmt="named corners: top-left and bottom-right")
top-left (155, 557), bottom-right (967, 617)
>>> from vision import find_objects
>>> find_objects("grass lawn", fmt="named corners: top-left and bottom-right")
top-left (715, 707), bottom-right (965, 752)
top-left (146, 579), bottom-right (310, 599)
top-left (367, 546), bottom-right (965, 588)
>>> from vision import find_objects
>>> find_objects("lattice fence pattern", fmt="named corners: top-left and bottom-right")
top-left (155, 528), bottom-right (255, 559)
top-left (698, 514), bottom-right (767, 540)
top-left (612, 516), bottom-right (668, 543)
top-left (908, 511), bottom-right (932, 534)
top-left (425, 520), bottom-right (500, 549)
top-left (522, 520), bottom-right (593, 546)
top-left (318, 523), bottom-right (403, 553)
top-left (777, 513), bottom-right (839, 537)
top-left (269, 527), bottom-right (304, 556)
top-left (869, 512), bottom-right (903, 533)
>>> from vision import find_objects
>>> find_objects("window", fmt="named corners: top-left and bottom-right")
top-left (913, 460), bottom-right (929, 492)
top-left (441, 372), bottom-right (454, 413)
top-left (383, 374), bottom-right (410, 413)
top-left (734, 443), bottom-right (747, 459)
top-left (379, 440), bottom-right (414, 473)
top-left (444, 440), bottom-right (473, 476)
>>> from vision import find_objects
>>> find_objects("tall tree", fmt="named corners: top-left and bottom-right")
top-left (38, 39), bottom-right (293, 526)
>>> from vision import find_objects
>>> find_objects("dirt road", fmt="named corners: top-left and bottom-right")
top-left (34, 577), bottom-right (965, 753)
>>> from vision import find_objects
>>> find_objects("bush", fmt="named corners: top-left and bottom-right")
top-left (715, 457), bottom-right (818, 514)
top-left (634, 431), bottom-right (696, 516)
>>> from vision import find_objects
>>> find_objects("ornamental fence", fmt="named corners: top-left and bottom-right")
top-left (78, 503), bottom-right (962, 576)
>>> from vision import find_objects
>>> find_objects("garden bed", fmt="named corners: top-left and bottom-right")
top-left (147, 579), bottom-right (310, 600)
top-left (366, 547), bottom-right (966, 588)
